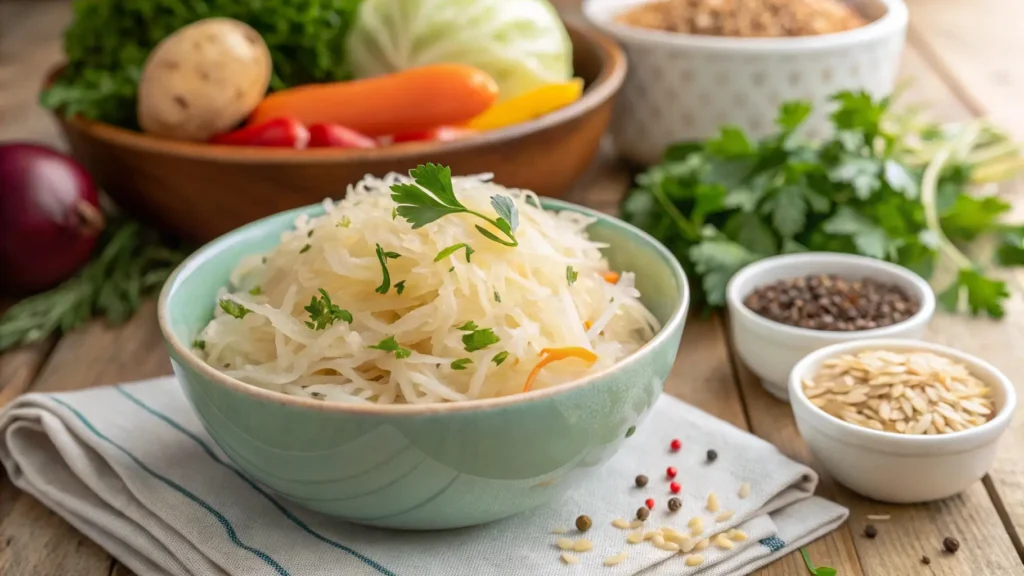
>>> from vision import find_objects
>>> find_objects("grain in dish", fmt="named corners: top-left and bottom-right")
top-left (193, 165), bottom-right (659, 405)
top-left (615, 0), bottom-right (869, 37)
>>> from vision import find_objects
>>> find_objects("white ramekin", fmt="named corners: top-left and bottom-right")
top-left (583, 0), bottom-right (909, 165)
top-left (790, 338), bottom-right (1016, 503)
top-left (725, 252), bottom-right (935, 400)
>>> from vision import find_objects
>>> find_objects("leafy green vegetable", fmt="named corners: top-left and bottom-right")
top-left (456, 321), bottom-right (479, 331)
top-left (374, 244), bottom-right (401, 294)
top-left (303, 288), bottom-right (352, 330)
top-left (566, 265), bottom-right (578, 286)
top-left (450, 358), bottom-right (472, 370)
top-left (391, 164), bottom-right (519, 247)
top-left (800, 548), bottom-right (837, 576)
top-left (395, 280), bottom-right (406, 295)
top-left (435, 243), bottom-right (474, 263)
top-left (462, 328), bottom-right (500, 352)
top-left (192, 339), bottom-right (206, 350)
top-left (43, 0), bottom-right (365, 127)
top-left (369, 335), bottom-right (411, 358)
top-left (219, 299), bottom-right (251, 319)
top-left (622, 91), bottom-right (1023, 317)
top-left (492, 351), bottom-right (509, 365)
top-left (347, 0), bottom-right (572, 101)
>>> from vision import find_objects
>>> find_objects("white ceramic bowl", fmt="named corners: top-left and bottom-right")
top-left (726, 253), bottom-right (935, 400)
top-left (583, 0), bottom-right (909, 165)
top-left (790, 339), bottom-right (1016, 503)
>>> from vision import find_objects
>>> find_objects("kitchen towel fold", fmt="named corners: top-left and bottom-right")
top-left (0, 377), bottom-right (847, 576)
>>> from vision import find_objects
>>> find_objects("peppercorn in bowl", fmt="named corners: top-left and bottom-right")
top-left (725, 252), bottom-right (935, 399)
top-left (789, 338), bottom-right (1016, 503)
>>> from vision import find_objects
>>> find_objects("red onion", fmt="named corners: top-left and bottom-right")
top-left (0, 143), bottom-right (104, 294)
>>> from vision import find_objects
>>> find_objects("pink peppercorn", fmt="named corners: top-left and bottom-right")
top-left (666, 466), bottom-right (677, 479)
top-left (670, 481), bottom-right (681, 494)
top-left (670, 439), bottom-right (682, 452)
top-left (645, 498), bottom-right (655, 510)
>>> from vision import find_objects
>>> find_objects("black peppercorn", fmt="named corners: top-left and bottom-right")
top-left (943, 536), bottom-right (960, 553)
top-left (575, 515), bottom-right (592, 532)
top-left (864, 524), bottom-right (878, 539)
top-left (921, 555), bottom-right (931, 565)
top-left (706, 449), bottom-right (718, 463)
top-left (635, 474), bottom-right (649, 488)
top-left (668, 497), bottom-right (682, 512)
top-left (636, 506), bottom-right (650, 521)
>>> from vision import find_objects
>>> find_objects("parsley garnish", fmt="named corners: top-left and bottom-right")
top-left (494, 291), bottom-right (501, 303)
top-left (307, 229), bottom-right (314, 238)
top-left (456, 321), bottom-right (479, 331)
top-left (192, 339), bottom-right (206, 350)
top-left (248, 286), bottom-right (262, 295)
top-left (390, 163), bottom-right (519, 247)
top-left (800, 548), bottom-right (836, 576)
top-left (369, 335), bottom-right (411, 359)
top-left (337, 215), bottom-right (351, 228)
top-left (492, 351), bottom-right (509, 366)
top-left (434, 243), bottom-right (474, 263)
top-left (374, 244), bottom-right (401, 294)
top-left (566, 265), bottom-right (578, 286)
top-left (391, 206), bottom-right (398, 220)
top-left (219, 299), bottom-right (251, 319)
top-left (261, 256), bottom-right (268, 264)
top-left (451, 358), bottom-right (473, 370)
top-left (299, 243), bottom-right (311, 254)
top-left (395, 280), bottom-right (406, 295)
top-left (303, 288), bottom-right (352, 330)
top-left (448, 266), bottom-right (455, 272)
top-left (463, 328), bottom-right (500, 352)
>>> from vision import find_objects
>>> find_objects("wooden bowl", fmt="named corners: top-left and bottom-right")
top-left (47, 22), bottom-right (626, 243)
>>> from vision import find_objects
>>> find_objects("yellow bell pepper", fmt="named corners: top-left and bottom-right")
top-left (467, 79), bottom-right (585, 131)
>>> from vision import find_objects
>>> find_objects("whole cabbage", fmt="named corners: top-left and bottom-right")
top-left (347, 0), bottom-right (573, 101)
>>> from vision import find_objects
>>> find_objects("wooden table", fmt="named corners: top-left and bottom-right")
top-left (1, 1), bottom-right (1023, 574)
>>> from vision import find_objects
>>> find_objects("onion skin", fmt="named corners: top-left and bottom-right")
top-left (0, 143), bottom-right (104, 294)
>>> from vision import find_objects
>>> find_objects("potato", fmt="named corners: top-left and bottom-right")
top-left (138, 18), bottom-right (272, 141)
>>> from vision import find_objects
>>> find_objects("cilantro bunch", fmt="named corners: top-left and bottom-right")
top-left (622, 91), bottom-right (1024, 318)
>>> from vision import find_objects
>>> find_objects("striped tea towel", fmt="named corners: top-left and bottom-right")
top-left (0, 377), bottom-right (847, 576)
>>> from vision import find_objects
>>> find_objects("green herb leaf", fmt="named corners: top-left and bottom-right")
top-left (248, 286), bottom-right (262, 296)
top-left (995, 225), bottom-right (1024, 265)
top-left (410, 163), bottom-right (459, 207)
top-left (456, 321), bottom-right (479, 331)
top-left (830, 157), bottom-right (880, 200)
top-left (690, 240), bottom-right (762, 306)
top-left (303, 288), bottom-right (352, 330)
top-left (800, 548), bottom-right (837, 576)
top-left (492, 351), bottom-right (509, 366)
top-left (369, 335), bottom-right (412, 358)
top-left (821, 206), bottom-right (901, 260)
top-left (307, 229), bottom-right (314, 238)
top-left (435, 243), bottom-right (473, 263)
top-left (494, 291), bottom-right (501, 303)
top-left (374, 244), bottom-right (401, 294)
top-left (219, 299), bottom-right (251, 319)
top-left (490, 195), bottom-right (519, 233)
top-left (883, 159), bottom-right (918, 199)
top-left (767, 186), bottom-right (808, 238)
top-left (337, 216), bottom-right (352, 228)
top-left (566, 265), bottom-right (578, 286)
top-left (192, 339), bottom-right (206, 350)
top-left (395, 280), bottom-right (406, 295)
top-left (451, 358), bottom-right (473, 370)
top-left (777, 101), bottom-right (812, 132)
top-left (299, 243), bottom-right (312, 254)
top-left (463, 328), bottom-right (500, 352)
top-left (938, 268), bottom-right (1009, 318)
top-left (706, 126), bottom-right (755, 157)
top-left (940, 195), bottom-right (1011, 241)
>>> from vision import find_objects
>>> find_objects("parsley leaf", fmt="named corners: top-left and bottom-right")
top-left (192, 339), bottom-right (206, 350)
top-left (337, 216), bottom-right (351, 228)
top-left (830, 157), bottom-right (880, 199)
top-left (821, 207), bottom-right (900, 260)
top-left (777, 101), bottom-right (812, 132)
top-left (374, 244), bottom-right (401, 294)
top-left (248, 286), bottom-right (262, 296)
top-left (490, 195), bottom-right (519, 233)
top-left (492, 351), bottom-right (509, 366)
top-left (456, 321), bottom-right (479, 331)
top-left (369, 335), bottom-right (412, 359)
top-left (494, 291), bottom-right (501, 303)
top-left (435, 243), bottom-right (474, 263)
top-left (566, 265), bottom-right (578, 286)
top-left (995, 225), bottom-right (1024, 265)
top-left (451, 358), bottom-right (472, 370)
top-left (800, 548), bottom-right (837, 576)
top-left (219, 299), bottom-right (251, 319)
top-left (766, 186), bottom-right (807, 238)
top-left (299, 243), bottom-right (312, 254)
top-left (689, 240), bottom-right (762, 306)
top-left (303, 288), bottom-right (352, 330)
top-left (395, 280), bottom-right (406, 295)
top-left (463, 328), bottom-right (500, 352)
top-left (938, 268), bottom-right (1010, 318)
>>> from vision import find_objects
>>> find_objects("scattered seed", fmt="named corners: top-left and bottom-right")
top-left (556, 538), bottom-right (574, 550)
top-left (635, 474), bottom-right (649, 488)
top-left (728, 529), bottom-right (749, 542)
top-left (943, 536), bottom-right (960, 553)
top-left (574, 539), bottom-right (593, 553)
top-left (551, 527), bottom-right (569, 534)
top-left (706, 492), bottom-right (720, 513)
top-left (688, 516), bottom-right (704, 535)
top-left (612, 518), bottom-right (631, 529)
top-left (714, 533), bottom-right (735, 550)
top-left (604, 552), bottom-right (628, 567)
top-left (695, 539), bottom-right (710, 550)
top-left (629, 519), bottom-right (644, 529)
top-left (864, 524), bottom-right (878, 539)
top-left (668, 497), bottom-right (682, 512)
top-left (657, 540), bottom-right (680, 552)
top-left (670, 481), bottom-right (681, 494)
top-left (627, 530), bottom-right (644, 544)
top-left (666, 466), bottom-right (678, 479)
top-left (643, 531), bottom-right (659, 541)
top-left (652, 534), bottom-right (665, 547)
top-left (560, 552), bottom-right (579, 565)
top-left (738, 482), bottom-right (751, 499)
top-left (637, 507), bottom-right (651, 521)
top-left (706, 449), bottom-right (718, 462)
top-left (866, 514), bottom-right (891, 521)
top-left (645, 498), bottom-right (655, 510)
top-left (678, 535), bottom-right (697, 553)
top-left (685, 554), bottom-right (705, 567)
top-left (664, 531), bottom-right (690, 546)
top-left (921, 555), bottom-right (931, 565)
top-left (715, 510), bottom-right (735, 522)
top-left (670, 439), bottom-right (682, 452)
top-left (576, 515), bottom-right (592, 532)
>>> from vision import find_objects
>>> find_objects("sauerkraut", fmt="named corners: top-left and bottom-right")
top-left (196, 171), bottom-right (659, 404)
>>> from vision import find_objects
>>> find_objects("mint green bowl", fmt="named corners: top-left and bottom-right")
top-left (158, 198), bottom-right (689, 530)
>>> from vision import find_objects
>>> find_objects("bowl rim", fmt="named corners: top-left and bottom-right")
top-left (583, 0), bottom-right (908, 53)
top-left (43, 21), bottom-right (626, 164)
top-left (157, 196), bottom-right (690, 415)
top-left (725, 252), bottom-right (937, 341)
top-left (788, 338), bottom-right (1017, 446)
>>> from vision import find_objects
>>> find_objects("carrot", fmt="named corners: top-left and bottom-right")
top-left (248, 64), bottom-right (499, 136)
top-left (603, 271), bottom-right (620, 284)
top-left (523, 347), bottom-right (599, 392)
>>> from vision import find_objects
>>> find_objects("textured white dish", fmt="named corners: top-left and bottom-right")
top-left (582, 0), bottom-right (909, 165)
top-left (726, 252), bottom-right (934, 400)
top-left (790, 339), bottom-right (1016, 503)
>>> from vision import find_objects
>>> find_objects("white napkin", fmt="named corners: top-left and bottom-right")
top-left (0, 377), bottom-right (847, 576)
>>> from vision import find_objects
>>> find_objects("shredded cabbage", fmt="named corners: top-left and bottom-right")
top-left (197, 173), bottom-right (659, 404)
top-left (346, 0), bottom-right (573, 101)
